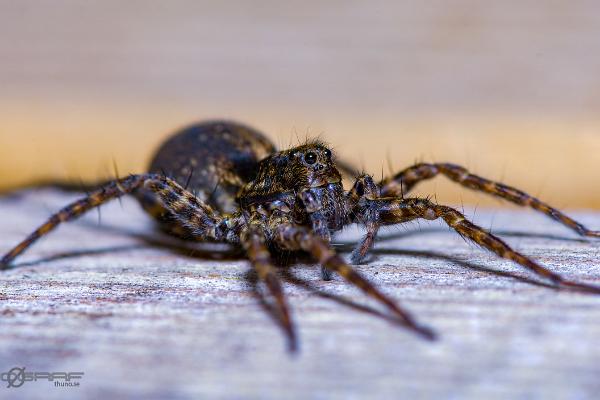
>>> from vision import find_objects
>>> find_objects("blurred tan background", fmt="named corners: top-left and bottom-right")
top-left (1, 0), bottom-right (599, 208)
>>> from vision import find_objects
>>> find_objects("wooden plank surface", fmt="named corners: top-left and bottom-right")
top-left (1, 189), bottom-right (600, 399)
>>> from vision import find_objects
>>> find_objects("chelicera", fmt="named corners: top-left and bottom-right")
top-left (2, 120), bottom-right (599, 351)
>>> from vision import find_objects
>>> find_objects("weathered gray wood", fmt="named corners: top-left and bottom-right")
top-left (1, 190), bottom-right (600, 399)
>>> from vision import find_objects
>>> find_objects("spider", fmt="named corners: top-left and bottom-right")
top-left (2, 120), bottom-right (599, 351)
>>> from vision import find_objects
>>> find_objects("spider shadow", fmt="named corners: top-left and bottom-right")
top-left (493, 230), bottom-right (590, 244)
top-left (5, 219), bottom-right (581, 349)
top-left (244, 265), bottom-right (413, 353)
top-left (334, 226), bottom-right (591, 292)
top-left (280, 268), bottom-right (412, 324)
top-left (6, 244), bottom-right (148, 269)
top-left (243, 240), bottom-right (566, 353)
top-left (368, 248), bottom-right (558, 290)
top-left (244, 269), bottom-right (298, 353)
top-left (334, 226), bottom-right (589, 248)
top-left (5, 225), bottom-right (243, 270)
top-left (335, 229), bottom-right (560, 290)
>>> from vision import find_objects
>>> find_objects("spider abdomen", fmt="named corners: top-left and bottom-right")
top-left (145, 120), bottom-right (275, 213)
top-left (136, 121), bottom-right (276, 238)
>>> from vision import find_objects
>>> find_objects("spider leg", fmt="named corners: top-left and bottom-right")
top-left (374, 196), bottom-right (600, 294)
top-left (1, 174), bottom-right (228, 267)
top-left (297, 189), bottom-right (334, 280)
top-left (241, 224), bottom-right (297, 351)
top-left (273, 222), bottom-right (436, 340)
top-left (346, 175), bottom-right (381, 264)
top-left (379, 163), bottom-right (600, 238)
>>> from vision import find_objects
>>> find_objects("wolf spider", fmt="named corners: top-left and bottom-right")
top-left (2, 120), bottom-right (599, 350)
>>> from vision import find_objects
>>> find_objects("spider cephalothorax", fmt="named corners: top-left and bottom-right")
top-left (2, 120), bottom-right (599, 351)
top-left (243, 143), bottom-right (341, 193)
top-left (239, 143), bottom-right (346, 232)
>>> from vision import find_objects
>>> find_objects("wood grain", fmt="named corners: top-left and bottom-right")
top-left (1, 189), bottom-right (599, 399)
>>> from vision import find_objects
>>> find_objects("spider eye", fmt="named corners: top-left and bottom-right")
top-left (324, 149), bottom-right (332, 159)
top-left (304, 151), bottom-right (317, 165)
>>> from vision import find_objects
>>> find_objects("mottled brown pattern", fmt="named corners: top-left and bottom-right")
top-left (2, 120), bottom-right (599, 351)
top-left (380, 163), bottom-right (600, 238)
top-left (377, 197), bottom-right (600, 292)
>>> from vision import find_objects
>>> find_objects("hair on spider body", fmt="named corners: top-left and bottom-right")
top-left (2, 119), bottom-right (600, 351)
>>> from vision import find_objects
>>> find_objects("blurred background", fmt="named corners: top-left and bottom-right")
top-left (1, 0), bottom-right (599, 208)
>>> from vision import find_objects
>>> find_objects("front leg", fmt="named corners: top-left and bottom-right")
top-left (1, 174), bottom-right (228, 267)
top-left (368, 197), bottom-right (600, 293)
top-left (346, 175), bottom-right (381, 264)
top-left (297, 189), bottom-right (334, 280)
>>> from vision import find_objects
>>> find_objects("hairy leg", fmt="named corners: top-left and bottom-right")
top-left (372, 196), bottom-right (600, 293)
top-left (273, 221), bottom-right (435, 339)
top-left (241, 225), bottom-right (297, 351)
top-left (346, 175), bottom-right (381, 264)
top-left (379, 163), bottom-right (600, 238)
top-left (297, 188), bottom-right (334, 280)
top-left (1, 174), bottom-right (227, 267)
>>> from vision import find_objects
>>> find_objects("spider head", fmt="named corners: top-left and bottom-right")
top-left (241, 141), bottom-right (342, 200)
top-left (284, 142), bottom-right (342, 189)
